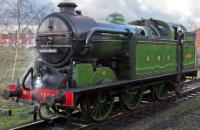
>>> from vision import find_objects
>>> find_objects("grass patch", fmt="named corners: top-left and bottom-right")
top-left (0, 102), bottom-right (33, 130)
top-left (0, 47), bottom-right (36, 130)
top-left (134, 96), bottom-right (200, 130)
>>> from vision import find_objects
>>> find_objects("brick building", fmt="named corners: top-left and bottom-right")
top-left (0, 31), bottom-right (35, 45)
top-left (195, 28), bottom-right (200, 66)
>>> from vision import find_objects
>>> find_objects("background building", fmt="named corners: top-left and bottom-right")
top-left (195, 28), bottom-right (200, 66)
top-left (0, 31), bottom-right (35, 45)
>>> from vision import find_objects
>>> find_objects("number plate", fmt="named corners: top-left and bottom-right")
top-left (39, 49), bottom-right (58, 53)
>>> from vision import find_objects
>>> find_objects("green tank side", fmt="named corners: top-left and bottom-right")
top-left (118, 38), bottom-right (177, 79)
top-left (135, 42), bottom-right (177, 76)
top-left (93, 12), bottom-right (126, 59)
top-left (90, 34), bottom-right (124, 59)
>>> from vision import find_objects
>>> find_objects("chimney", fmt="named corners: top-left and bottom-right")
top-left (58, 3), bottom-right (77, 15)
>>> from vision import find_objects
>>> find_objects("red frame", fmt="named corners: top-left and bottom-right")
top-left (8, 85), bottom-right (74, 107)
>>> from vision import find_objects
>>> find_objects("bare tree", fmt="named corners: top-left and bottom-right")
top-left (0, 0), bottom-right (54, 81)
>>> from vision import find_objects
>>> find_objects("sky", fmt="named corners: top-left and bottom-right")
top-left (49, 0), bottom-right (200, 30)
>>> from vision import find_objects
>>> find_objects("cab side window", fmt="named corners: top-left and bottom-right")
top-left (140, 30), bottom-right (145, 36)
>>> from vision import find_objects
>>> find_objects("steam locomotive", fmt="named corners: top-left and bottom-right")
top-left (2, 3), bottom-right (197, 121)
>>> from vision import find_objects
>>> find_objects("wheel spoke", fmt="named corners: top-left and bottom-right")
top-left (101, 103), bottom-right (106, 118)
top-left (92, 101), bottom-right (99, 117)
top-left (100, 104), bottom-right (105, 118)
top-left (121, 90), bottom-right (142, 111)
top-left (87, 93), bottom-right (114, 121)
top-left (153, 85), bottom-right (168, 100)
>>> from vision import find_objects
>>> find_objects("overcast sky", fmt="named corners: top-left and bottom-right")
top-left (49, 0), bottom-right (200, 30)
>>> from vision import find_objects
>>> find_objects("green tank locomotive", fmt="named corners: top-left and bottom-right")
top-left (3, 2), bottom-right (197, 121)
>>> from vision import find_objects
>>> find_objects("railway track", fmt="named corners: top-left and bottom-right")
top-left (6, 79), bottom-right (200, 130)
